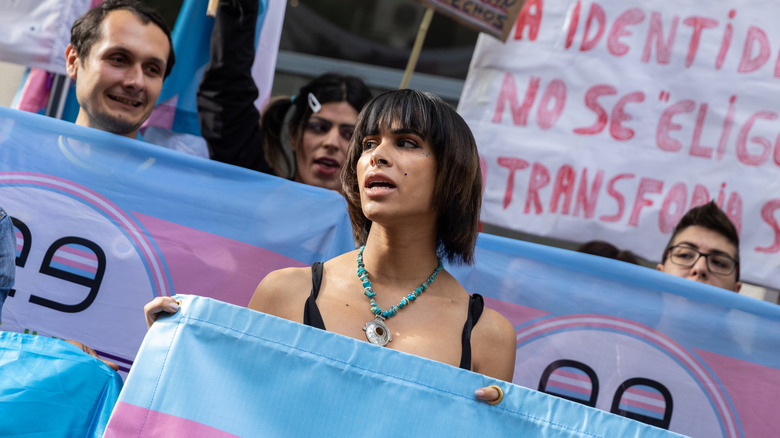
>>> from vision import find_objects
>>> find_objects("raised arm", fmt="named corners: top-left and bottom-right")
top-left (197, 0), bottom-right (273, 173)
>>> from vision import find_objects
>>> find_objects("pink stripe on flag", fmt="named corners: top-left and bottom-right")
top-left (547, 379), bottom-right (592, 395)
top-left (483, 295), bottom-right (548, 328)
top-left (52, 254), bottom-right (98, 274)
top-left (135, 213), bottom-right (307, 306)
top-left (620, 397), bottom-right (667, 414)
top-left (694, 349), bottom-right (779, 438)
top-left (105, 402), bottom-right (240, 437)
top-left (57, 245), bottom-right (98, 261)
top-left (624, 386), bottom-right (666, 402)
top-left (142, 96), bottom-right (177, 130)
top-left (15, 69), bottom-right (51, 113)
top-left (552, 369), bottom-right (591, 383)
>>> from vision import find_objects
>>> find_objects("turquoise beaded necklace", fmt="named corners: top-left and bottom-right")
top-left (357, 244), bottom-right (443, 346)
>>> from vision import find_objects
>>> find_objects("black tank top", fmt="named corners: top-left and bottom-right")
top-left (303, 262), bottom-right (484, 371)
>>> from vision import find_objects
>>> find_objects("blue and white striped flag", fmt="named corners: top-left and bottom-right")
top-left (106, 295), bottom-right (684, 438)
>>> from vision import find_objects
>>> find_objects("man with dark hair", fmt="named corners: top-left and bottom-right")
top-left (35, 0), bottom-right (173, 371)
top-left (65, 0), bottom-right (175, 139)
top-left (657, 201), bottom-right (742, 292)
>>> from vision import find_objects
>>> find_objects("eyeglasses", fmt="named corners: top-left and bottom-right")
top-left (667, 245), bottom-right (738, 276)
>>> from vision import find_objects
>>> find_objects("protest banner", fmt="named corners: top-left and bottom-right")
top-left (458, 0), bottom-right (780, 288)
top-left (0, 106), bottom-right (354, 376)
top-left (105, 294), bottom-right (683, 438)
top-left (1, 105), bottom-right (778, 437)
top-left (416, 0), bottom-right (526, 42)
top-left (447, 235), bottom-right (780, 438)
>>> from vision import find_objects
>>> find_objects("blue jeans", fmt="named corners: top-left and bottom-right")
top-left (0, 208), bottom-right (16, 321)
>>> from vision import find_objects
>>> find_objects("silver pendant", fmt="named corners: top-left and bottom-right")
top-left (363, 317), bottom-right (392, 346)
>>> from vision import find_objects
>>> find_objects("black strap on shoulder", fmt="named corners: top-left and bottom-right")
top-left (459, 293), bottom-right (485, 370)
top-left (303, 262), bottom-right (326, 330)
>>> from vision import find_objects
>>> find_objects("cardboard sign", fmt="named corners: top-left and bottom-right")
top-left (416, 0), bottom-right (526, 41)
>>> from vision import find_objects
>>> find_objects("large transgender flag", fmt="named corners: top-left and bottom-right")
top-left (105, 295), bottom-right (684, 438)
top-left (447, 237), bottom-right (780, 438)
top-left (0, 106), bottom-right (353, 375)
top-left (1, 106), bottom-right (779, 437)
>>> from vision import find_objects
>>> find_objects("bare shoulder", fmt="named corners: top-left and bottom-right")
top-left (247, 266), bottom-right (313, 322)
top-left (471, 303), bottom-right (517, 382)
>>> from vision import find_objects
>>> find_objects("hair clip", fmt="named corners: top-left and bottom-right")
top-left (308, 93), bottom-right (322, 113)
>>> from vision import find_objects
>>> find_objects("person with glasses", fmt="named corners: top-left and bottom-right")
top-left (656, 201), bottom-right (741, 292)
top-left (198, 0), bottom-right (372, 192)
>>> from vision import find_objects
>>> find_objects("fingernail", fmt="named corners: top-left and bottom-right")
top-left (475, 389), bottom-right (484, 397)
top-left (167, 301), bottom-right (180, 311)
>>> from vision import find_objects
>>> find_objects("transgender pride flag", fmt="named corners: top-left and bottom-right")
top-left (13, 225), bottom-right (24, 259)
top-left (1, 105), bottom-right (779, 437)
top-left (49, 242), bottom-right (100, 279)
top-left (615, 381), bottom-right (672, 428)
top-left (105, 295), bottom-right (684, 438)
top-left (0, 105), bottom-right (353, 380)
top-left (539, 361), bottom-right (597, 406)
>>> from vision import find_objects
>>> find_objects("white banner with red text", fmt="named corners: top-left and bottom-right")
top-left (458, 0), bottom-right (780, 287)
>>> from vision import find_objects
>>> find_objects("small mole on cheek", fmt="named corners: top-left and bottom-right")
top-left (404, 173), bottom-right (407, 176)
